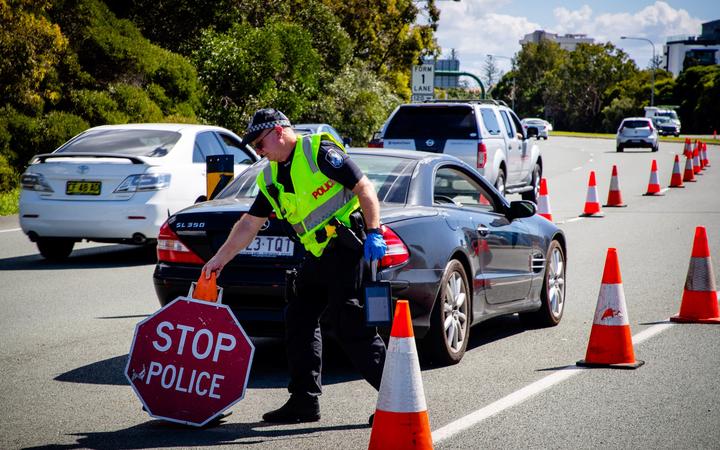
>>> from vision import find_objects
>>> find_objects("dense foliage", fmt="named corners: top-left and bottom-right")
top-left (1, 0), bottom-right (717, 196)
top-left (0, 0), bottom-right (438, 192)
top-left (492, 41), bottom-right (719, 133)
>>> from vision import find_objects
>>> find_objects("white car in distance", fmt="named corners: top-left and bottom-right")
top-left (521, 118), bottom-right (550, 139)
top-left (19, 123), bottom-right (258, 260)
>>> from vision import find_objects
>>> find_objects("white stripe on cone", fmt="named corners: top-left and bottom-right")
top-left (609, 175), bottom-right (620, 191)
top-left (538, 196), bottom-right (552, 217)
top-left (375, 337), bottom-right (427, 413)
top-left (586, 186), bottom-right (599, 203)
top-left (592, 283), bottom-right (629, 326)
top-left (648, 168), bottom-right (660, 186)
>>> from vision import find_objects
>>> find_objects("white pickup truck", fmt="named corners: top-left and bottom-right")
top-left (379, 100), bottom-right (544, 202)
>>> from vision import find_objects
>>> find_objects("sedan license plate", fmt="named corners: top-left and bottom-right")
top-left (66, 180), bottom-right (101, 195)
top-left (240, 236), bottom-right (294, 257)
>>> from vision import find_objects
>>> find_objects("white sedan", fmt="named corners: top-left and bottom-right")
top-left (19, 123), bottom-right (258, 260)
top-left (521, 118), bottom-right (550, 140)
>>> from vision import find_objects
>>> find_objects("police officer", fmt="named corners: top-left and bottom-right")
top-left (202, 109), bottom-right (388, 423)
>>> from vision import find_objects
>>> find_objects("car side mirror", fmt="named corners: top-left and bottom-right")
top-left (526, 126), bottom-right (539, 139)
top-left (507, 200), bottom-right (536, 220)
top-left (343, 137), bottom-right (352, 146)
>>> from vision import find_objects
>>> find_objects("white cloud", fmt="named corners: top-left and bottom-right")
top-left (552, 2), bottom-right (703, 66)
top-left (432, 1), bottom-right (705, 81)
top-left (434, 2), bottom-right (541, 82)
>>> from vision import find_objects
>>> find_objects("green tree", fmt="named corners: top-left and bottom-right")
top-left (194, 21), bottom-right (322, 131)
top-left (544, 43), bottom-right (636, 131)
top-left (0, 1), bottom-right (68, 114)
top-left (675, 65), bottom-right (720, 133)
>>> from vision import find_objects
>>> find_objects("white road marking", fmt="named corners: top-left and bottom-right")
top-left (572, 166), bottom-right (583, 171)
top-left (565, 217), bottom-right (583, 223)
top-left (0, 227), bottom-right (21, 233)
top-left (431, 322), bottom-right (675, 445)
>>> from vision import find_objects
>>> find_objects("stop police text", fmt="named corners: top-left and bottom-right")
top-left (145, 321), bottom-right (238, 399)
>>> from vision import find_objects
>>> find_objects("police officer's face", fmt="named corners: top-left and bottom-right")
top-left (253, 127), bottom-right (283, 160)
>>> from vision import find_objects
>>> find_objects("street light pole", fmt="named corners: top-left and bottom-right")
top-left (488, 54), bottom-right (515, 109)
top-left (621, 36), bottom-right (655, 106)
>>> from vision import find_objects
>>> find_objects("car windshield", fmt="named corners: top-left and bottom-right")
top-left (56, 129), bottom-right (181, 157)
top-left (384, 106), bottom-right (478, 139)
top-left (622, 120), bottom-right (651, 129)
top-left (217, 154), bottom-right (417, 205)
top-left (654, 117), bottom-right (670, 124)
top-left (658, 111), bottom-right (678, 120)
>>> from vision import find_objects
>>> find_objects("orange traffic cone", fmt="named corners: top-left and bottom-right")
top-left (693, 143), bottom-right (702, 175)
top-left (683, 155), bottom-right (697, 182)
top-left (701, 142), bottom-right (710, 168)
top-left (192, 271), bottom-right (219, 302)
top-left (580, 171), bottom-right (604, 217)
top-left (644, 159), bottom-right (664, 196)
top-left (577, 248), bottom-right (644, 369)
top-left (683, 138), bottom-right (692, 158)
top-left (668, 155), bottom-right (684, 188)
top-left (368, 300), bottom-right (433, 450)
top-left (537, 178), bottom-right (553, 221)
top-left (670, 227), bottom-right (720, 324)
top-left (604, 165), bottom-right (626, 207)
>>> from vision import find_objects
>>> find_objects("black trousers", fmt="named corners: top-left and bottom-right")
top-left (284, 240), bottom-right (387, 398)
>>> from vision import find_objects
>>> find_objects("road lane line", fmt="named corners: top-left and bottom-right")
top-left (565, 217), bottom-right (582, 223)
top-left (572, 166), bottom-right (583, 171)
top-left (0, 227), bottom-right (21, 233)
top-left (431, 322), bottom-right (675, 445)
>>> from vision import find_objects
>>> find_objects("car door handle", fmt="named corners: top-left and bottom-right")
top-left (477, 225), bottom-right (490, 237)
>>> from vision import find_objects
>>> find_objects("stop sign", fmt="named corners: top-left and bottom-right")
top-left (125, 297), bottom-right (254, 426)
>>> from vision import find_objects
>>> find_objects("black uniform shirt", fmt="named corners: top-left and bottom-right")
top-left (248, 140), bottom-right (363, 218)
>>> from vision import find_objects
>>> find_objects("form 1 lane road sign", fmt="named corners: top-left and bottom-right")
top-left (125, 297), bottom-right (255, 426)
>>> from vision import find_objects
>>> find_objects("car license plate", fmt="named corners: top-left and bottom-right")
top-left (66, 180), bottom-right (101, 195)
top-left (239, 236), bottom-right (294, 257)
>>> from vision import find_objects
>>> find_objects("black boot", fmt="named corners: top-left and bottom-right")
top-left (262, 395), bottom-right (320, 423)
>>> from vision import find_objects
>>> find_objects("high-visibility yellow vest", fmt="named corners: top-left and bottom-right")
top-left (257, 133), bottom-right (360, 257)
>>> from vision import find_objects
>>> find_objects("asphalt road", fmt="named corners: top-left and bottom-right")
top-left (1, 136), bottom-right (719, 449)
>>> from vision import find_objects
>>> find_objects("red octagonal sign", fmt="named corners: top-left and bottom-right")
top-left (125, 297), bottom-right (254, 426)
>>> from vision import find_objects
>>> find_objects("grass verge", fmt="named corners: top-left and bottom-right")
top-left (0, 187), bottom-right (20, 216)
top-left (550, 131), bottom-right (718, 145)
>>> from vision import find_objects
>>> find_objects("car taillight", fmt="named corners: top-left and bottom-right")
top-left (157, 220), bottom-right (204, 264)
top-left (368, 141), bottom-right (384, 148)
top-left (379, 224), bottom-right (409, 268)
top-left (647, 123), bottom-right (654, 131)
top-left (477, 143), bottom-right (487, 168)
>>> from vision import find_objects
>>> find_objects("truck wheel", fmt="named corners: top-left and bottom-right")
top-left (521, 164), bottom-right (541, 203)
top-left (495, 168), bottom-right (506, 197)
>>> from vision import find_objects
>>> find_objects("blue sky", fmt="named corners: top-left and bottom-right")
top-left (432, 0), bottom-right (720, 82)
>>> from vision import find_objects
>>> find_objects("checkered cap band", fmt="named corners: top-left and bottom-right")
top-left (246, 119), bottom-right (291, 134)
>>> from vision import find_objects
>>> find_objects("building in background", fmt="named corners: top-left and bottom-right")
top-left (519, 30), bottom-right (594, 51)
top-left (664, 19), bottom-right (720, 78)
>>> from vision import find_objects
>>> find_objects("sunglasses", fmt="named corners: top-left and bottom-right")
top-left (253, 128), bottom-right (274, 151)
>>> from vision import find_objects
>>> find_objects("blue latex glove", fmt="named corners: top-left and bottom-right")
top-left (364, 231), bottom-right (387, 261)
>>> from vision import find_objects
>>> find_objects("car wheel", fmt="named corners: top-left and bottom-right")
top-left (519, 240), bottom-right (565, 328)
top-left (425, 260), bottom-right (470, 365)
top-left (37, 238), bottom-right (74, 261)
top-left (495, 168), bottom-right (506, 197)
top-left (521, 163), bottom-right (541, 203)
top-left (652, 145), bottom-right (659, 152)
top-left (616, 145), bottom-right (624, 152)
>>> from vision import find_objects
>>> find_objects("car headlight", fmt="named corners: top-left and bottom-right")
top-left (114, 173), bottom-right (171, 193)
top-left (21, 173), bottom-right (54, 192)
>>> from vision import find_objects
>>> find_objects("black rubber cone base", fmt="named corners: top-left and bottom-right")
top-left (576, 359), bottom-right (645, 370)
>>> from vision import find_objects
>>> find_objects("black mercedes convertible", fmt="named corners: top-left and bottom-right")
top-left (153, 149), bottom-right (567, 365)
